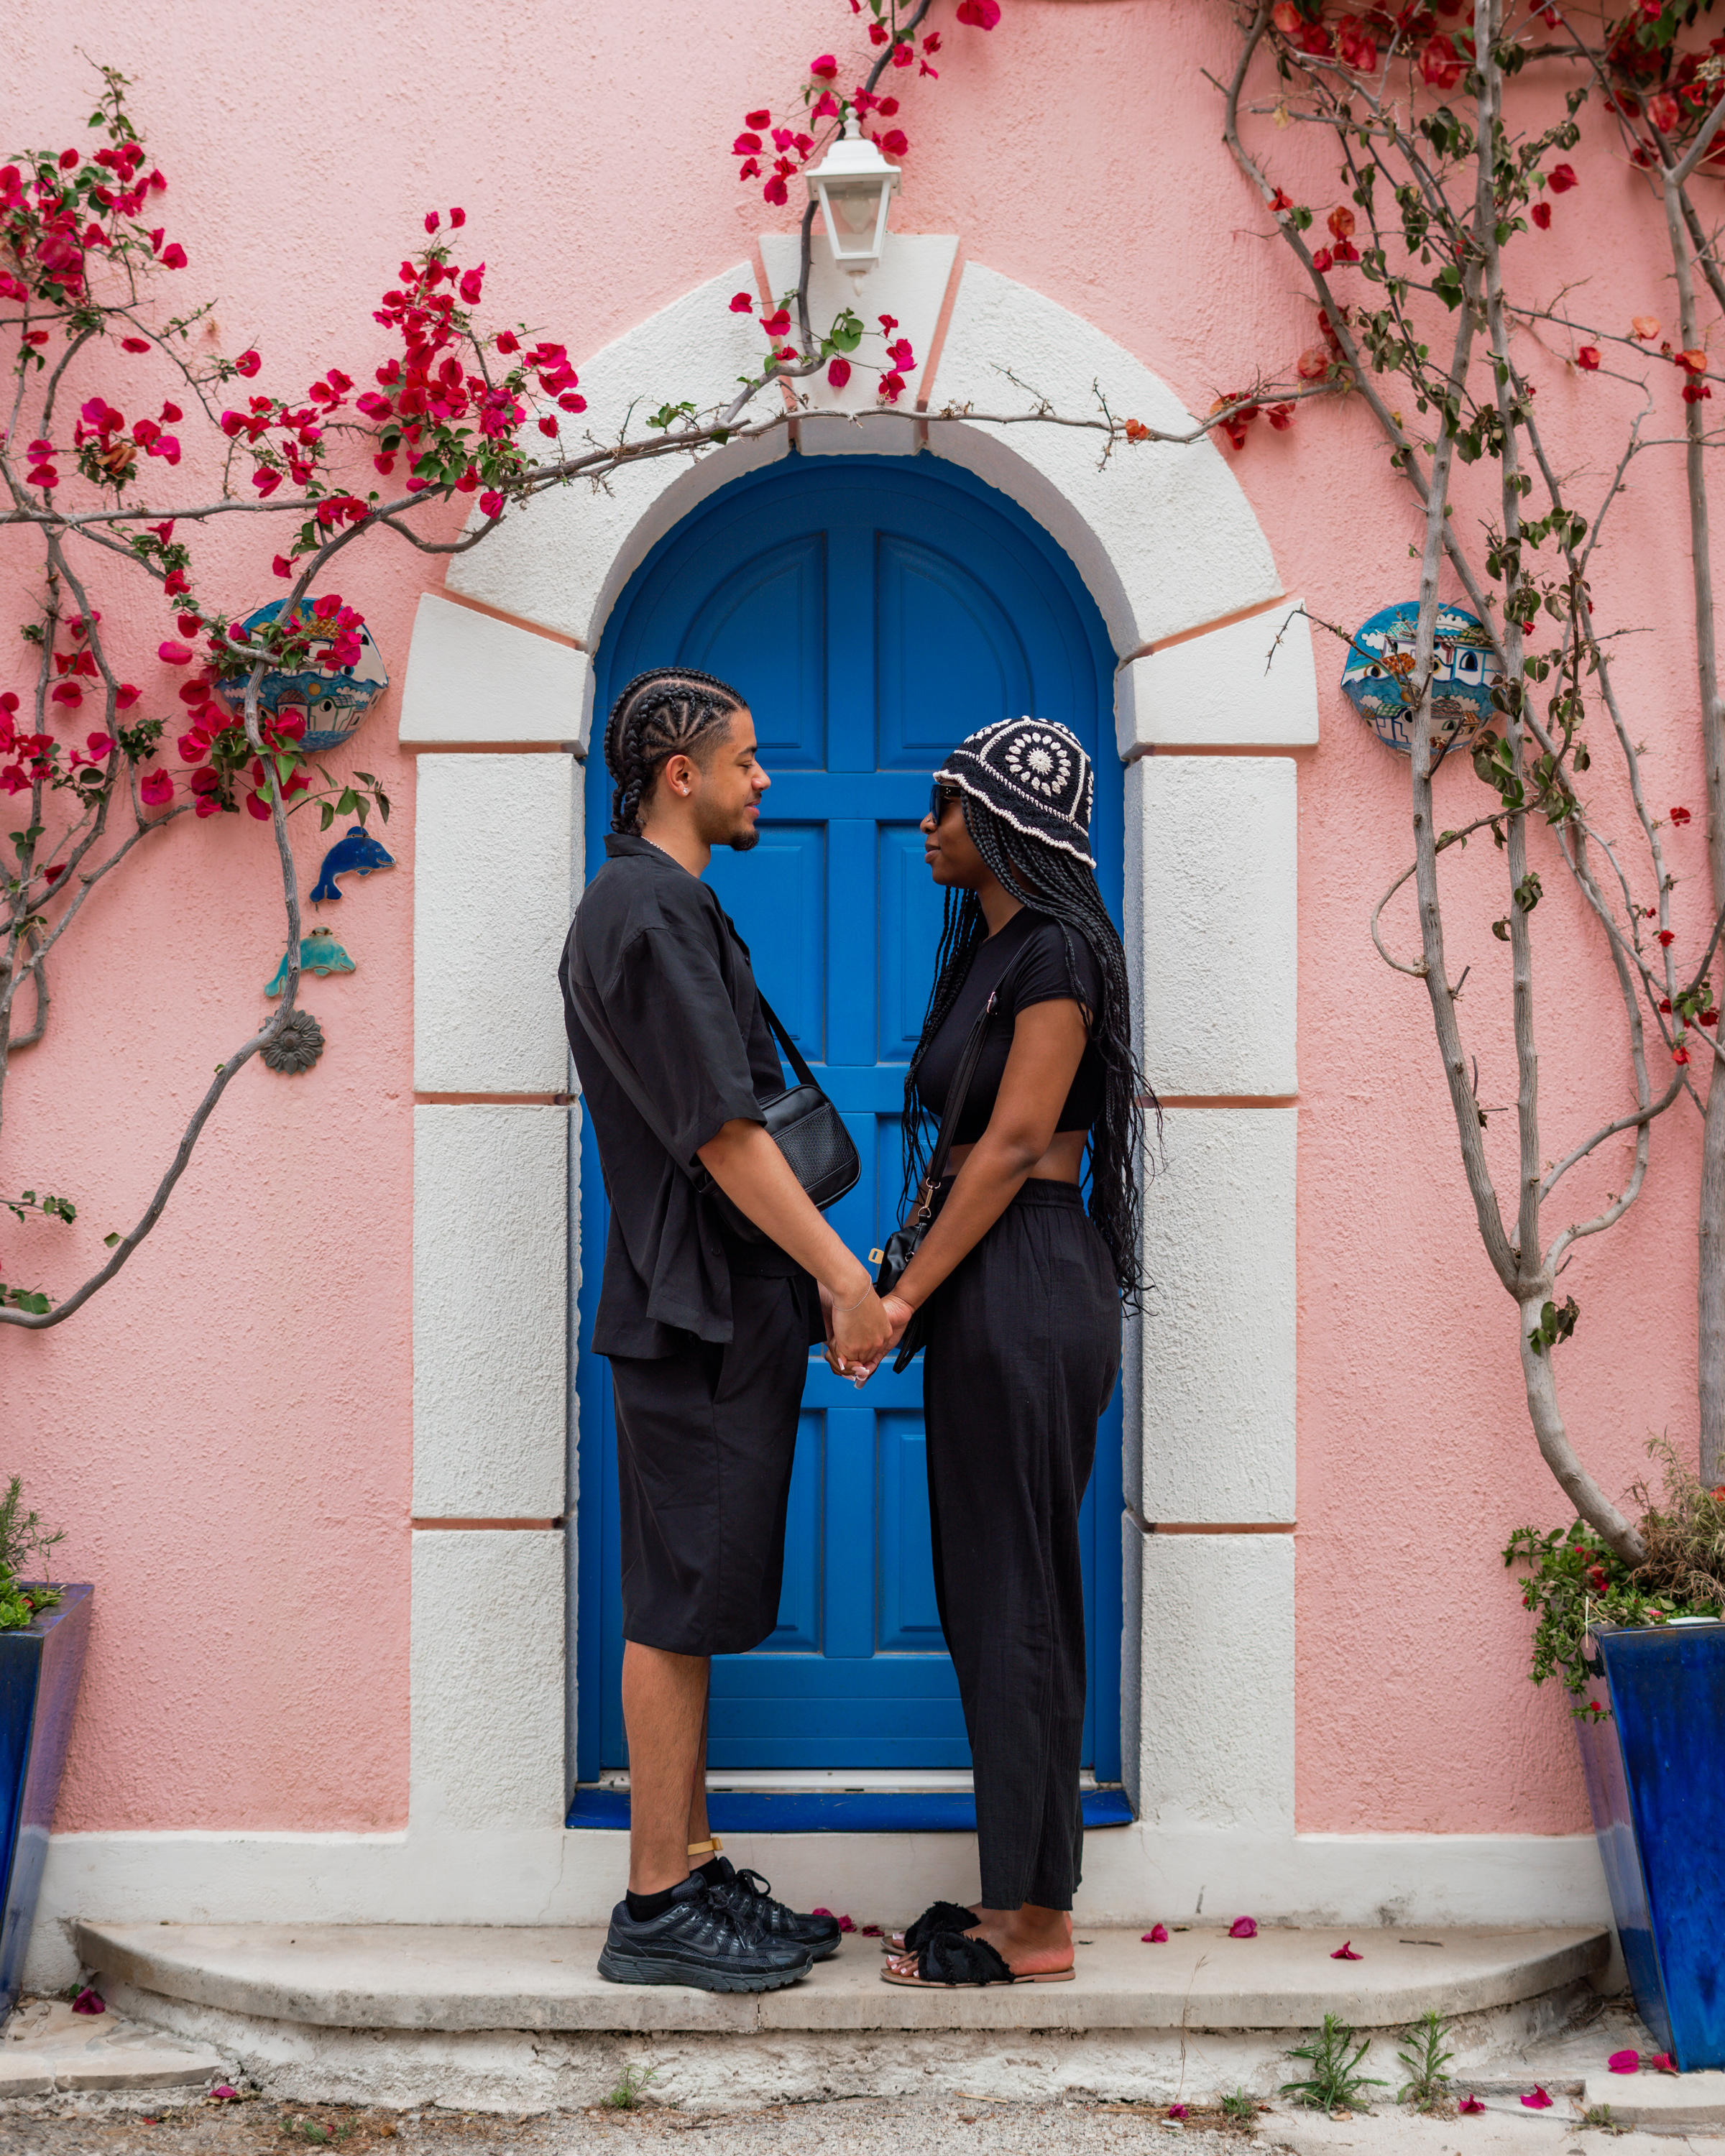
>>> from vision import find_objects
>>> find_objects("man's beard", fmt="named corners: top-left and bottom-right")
top-left (725, 824), bottom-right (760, 853)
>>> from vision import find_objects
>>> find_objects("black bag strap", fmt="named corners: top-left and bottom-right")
top-left (753, 987), bottom-right (818, 1091)
top-left (907, 939), bottom-right (1034, 1223)
top-left (566, 927), bottom-right (712, 1188)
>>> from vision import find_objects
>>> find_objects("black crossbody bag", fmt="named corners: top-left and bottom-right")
top-left (870, 944), bottom-right (1031, 1372)
top-left (566, 931), bottom-right (860, 1212)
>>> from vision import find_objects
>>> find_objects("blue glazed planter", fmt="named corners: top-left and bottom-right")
top-left (1576, 1621), bottom-right (1725, 2068)
top-left (0, 1585), bottom-right (91, 2017)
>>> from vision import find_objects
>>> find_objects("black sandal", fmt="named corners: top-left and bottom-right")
top-left (881, 1930), bottom-right (1075, 1989)
top-left (880, 1899), bottom-right (978, 1955)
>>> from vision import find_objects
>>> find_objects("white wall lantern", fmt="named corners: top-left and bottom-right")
top-left (806, 118), bottom-right (901, 284)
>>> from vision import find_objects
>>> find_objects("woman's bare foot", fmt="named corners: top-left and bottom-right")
top-left (965, 1902), bottom-right (1074, 1976)
top-left (888, 1902), bottom-right (981, 1953)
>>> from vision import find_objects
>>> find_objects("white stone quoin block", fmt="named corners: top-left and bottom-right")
top-left (758, 231), bottom-right (957, 417)
top-left (1133, 1530), bottom-right (1294, 1836)
top-left (410, 1529), bottom-right (567, 1831)
top-left (397, 593), bottom-right (589, 747)
top-left (1128, 755), bottom-right (1297, 1099)
top-left (445, 267), bottom-right (788, 653)
top-left (412, 752), bottom-right (577, 1097)
top-left (1138, 1108), bottom-right (1297, 1524)
top-left (929, 263), bottom-right (1282, 653)
top-left (1116, 603), bottom-right (1320, 755)
top-left (413, 1105), bottom-right (569, 1521)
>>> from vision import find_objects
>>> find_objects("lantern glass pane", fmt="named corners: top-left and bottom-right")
top-left (823, 180), bottom-right (886, 253)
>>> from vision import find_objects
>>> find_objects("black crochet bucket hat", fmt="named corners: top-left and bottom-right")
top-left (936, 716), bottom-right (1096, 867)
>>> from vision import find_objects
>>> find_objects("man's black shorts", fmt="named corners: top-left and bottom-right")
top-left (607, 1273), bottom-right (811, 1657)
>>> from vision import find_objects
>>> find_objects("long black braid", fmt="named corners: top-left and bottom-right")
top-left (901, 794), bottom-right (1159, 1303)
top-left (603, 666), bottom-right (745, 834)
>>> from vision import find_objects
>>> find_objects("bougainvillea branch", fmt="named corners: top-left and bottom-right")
top-left (1216, 0), bottom-right (1725, 1548)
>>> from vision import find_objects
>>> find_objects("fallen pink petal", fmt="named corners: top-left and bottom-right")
top-left (209, 2086), bottom-right (239, 2102)
top-left (1144, 1923), bottom-right (1169, 1943)
top-left (1458, 2095), bottom-right (1486, 2114)
top-left (1650, 2053), bottom-right (1678, 2074)
top-left (1608, 2050), bottom-right (1640, 2074)
top-left (1330, 1940), bottom-right (1362, 1960)
top-left (859, 1923), bottom-right (882, 1938)
top-left (1228, 1917), bottom-right (1257, 1938)
top-left (1167, 2104), bottom-right (1188, 2120)
top-left (71, 1988), bottom-right (104, 2015)
top-left (1521, 2086), bottom-right (1553, 2109)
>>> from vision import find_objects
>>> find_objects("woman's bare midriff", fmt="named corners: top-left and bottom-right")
top-left (946, 1130), bottom-right (1087, 1182)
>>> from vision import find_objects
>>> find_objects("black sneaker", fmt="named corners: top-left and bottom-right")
top-left (596, 1876), bottom-right (814, 1991)
top-left (709, 1856), bottom-right (844, 1960)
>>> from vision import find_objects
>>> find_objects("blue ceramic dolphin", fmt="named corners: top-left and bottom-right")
top-left (311, 824), bottom-right (394, 904)
top-left (265, 928), bottom-right (356, 998)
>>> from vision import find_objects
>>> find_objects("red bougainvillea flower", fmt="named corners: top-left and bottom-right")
top-left (1548, 163), bottom-right (1578, 193)
top-left (745, 109), bottom-right (770, 128)
top-left (1650, 92), bottom-right (1680, 134)
top-left (810, 52), bottom-right (839, 78)
top-left (160, 241), bottom-right (187, 268)
top-left (1578, 346), bottom-right (1601, 369)
top-left (1587, 1564), bottom-right (1610, 1591)
top-left (121, 336), bottom-right (150, 353)
top-left (1609, 2050), bottom-right (1640, 2075)
top-left (252, 467), bottom-right (282, 497)
top-left (1633, 315), bottom-right (1662, 341)
top-left (139, 769), bottom-right (173, 806)
top-left (1266, 402), bottom-right (1296, 430)
top-left (1458, 2095), bottom-right (1486, 2114)
top-left (1328, 206), bottom-right (1356, 241)
top-left (1650, 2053), bottom-right (1678, 2073)
top-left (479, 490), bottom-right (504, 517)
top-left (1229, 1917), bottom-right (1258, 1939)
top-left (1421, 34), bottom-right (1464, 89)
top-left (956, 0), bottom-right (1001, 24)
top-left (827, 357), bottom-right (852, 388)
top-left (1675, 1046), bottom-right (1691, 1064)
top-left (809, 1909), bottom-right (856, 1932)
top-left (157, 640), bottom-right (193, 665)
top-left (1331, 1940), bottom-right (1363, 1960)
top-left (879, 129), bottom-right (909, 157)
top-left (42, 865), bottom-right (65, 885)
top-left (209, 2087), bottom-right (239, 2103)
top-left (1532, 203), bottom-right (1552, 229)
top-left (234, 349), bottom-right (261, 377)
top-left (730, 291), bottom-right (755, 313)
top-left (245, 789), bottom-right (274, 821)
top-left (1167, 2106), bottom-right (1189, 2122)
top-left (760, 307), bottom-right (791, 337)
top-left (71, 1989), bottom-right (104, 2016)
top-left (1336, 15), bottom-right (1378, 68)
top-left (1659, 929), bottom-right (1677, 946)
top-left (1143, 1924), bottom-right (1169, 1943)
top-left (1522, 2088), bottom-right (1553, 2109)
top-left (1672, 805), bottom-right (1693, 824)
top-left (1272, 1), bottom-right (1302, 27)
top-left (115, 684), bottom-right (139, 709)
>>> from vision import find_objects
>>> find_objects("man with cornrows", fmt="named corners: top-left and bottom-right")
top-left (560, 666), bottom-right (893, 1992)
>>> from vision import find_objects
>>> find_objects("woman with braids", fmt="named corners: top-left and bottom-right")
top-left (561, 665), bottom-right (893, 1994)
top-left (873, 717), bottom-right (1152, 1992)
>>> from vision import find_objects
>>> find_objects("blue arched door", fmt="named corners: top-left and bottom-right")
top-left (576, 453), bottom-right (1123, 1782)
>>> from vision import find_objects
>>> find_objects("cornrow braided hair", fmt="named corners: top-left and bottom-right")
top-left (603, 666), bottom-right (746, 835)
top-left (901, 794), bottom-right (1159, 1304)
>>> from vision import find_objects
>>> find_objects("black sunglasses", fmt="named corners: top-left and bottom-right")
top-left (929, 781), bottom-right (962, 822)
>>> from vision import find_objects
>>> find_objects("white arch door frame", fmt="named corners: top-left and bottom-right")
top-left (31, 249), bottom-right (1609, 1968)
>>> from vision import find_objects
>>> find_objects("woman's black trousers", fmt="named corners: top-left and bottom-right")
top-left (921, 1177), bottom-right (1122, 1912)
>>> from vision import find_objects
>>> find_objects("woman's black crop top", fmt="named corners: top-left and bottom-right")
top-left (912, 909), bottom-right (1105, 1146)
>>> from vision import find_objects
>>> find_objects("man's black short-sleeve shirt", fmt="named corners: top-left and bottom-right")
top-left (561, 834), bottom-right (814, 1358)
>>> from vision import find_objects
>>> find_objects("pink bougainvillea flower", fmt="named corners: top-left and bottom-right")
top-left (479, 490), bottom-right (504, 517)
top-left (1458, 2094), bottom-right (1486, 2114)
top-left (1522, 2087), bottom-right (1553, 2109)
top-left (763, 175), bottom-right (789, 206)
top-left (878, 370), bottom-right (906, 403)
top-left (1229, 1917), bottom-right (1258, 1939)
top-left (1532, 203), bottom-right (1552, 229)
top-left (160, 241), bottom-right (187, 268)
top-left (424, 211), bottom-right (441, 233)
top-left (1650, 2053), bottom-right (1678, 2073)
top-left (745, 109), bottom-right (770, 129)
top-left (252, 467), bottom-right (282, 497)
top-left (1331, 1940), bottom-right (1363, 1960)
top-left (827, 357), bottom-right (852, 389)
top-left (115, 684), bottom-right (140, 709)
top-left (1577, 346), bottom-right (1601, 369)
top-left (730, 292), bottom-right (755, 314)
top-left (1609, 2050), bottom-right (1640, 2074)
top-left (449, 206), bottom-right (466, 227)
top-left (879, 129), bottom-right (909, 157)
top-left (1671, 805), bottom-right (1693, 825)
top-left (71, 1988), bottom-right (104, 2015)
top-left (139, 769), bottom-right (172, 806)
top-left (157, 641), bottom-right (193, 665)
top-left (1549, 163), bottom-right (1578, 193)
top-left (208, 2087), bottom-right (239, 2102)
top-left (1167, 2105), bottom-right (1188, 2122)
top-left (459, 264), bottom-right (484, 305)
top-left (234, 349), bottom-right (261, 377)
top-left (760, 307), bottom-right (791, 337)
top-left (246, 788), bottom-right (274, 821)
top-left (956, 0), bottom-right (1001, 24)
top-left (121, 336), bottom-right (150, 353)
top-left (1144, 1924), bottom-right (1170, 1943)
top-left (810, 53), bottom-right (839, 79)
top-left (1420, 34), bottom-right (1464, 90)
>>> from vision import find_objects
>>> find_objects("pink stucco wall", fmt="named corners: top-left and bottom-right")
top-left (9, 0), bottom-right (1713, 1838)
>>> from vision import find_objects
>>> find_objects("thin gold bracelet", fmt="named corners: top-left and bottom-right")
top-left (834, 1285), bottom-right (873, 1316)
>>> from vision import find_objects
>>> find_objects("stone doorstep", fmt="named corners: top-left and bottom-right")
top-left (73, 1922), bottom-right (1609, 2037)
top-left (0, 1997), bottom-right (223, 2096)
top-left (1583, 2070), bottom-right (1725, 2130)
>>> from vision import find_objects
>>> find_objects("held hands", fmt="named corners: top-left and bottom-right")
top-left (832, 1291), bottom-right (915, 1386)
top-left (825, 1275), bottom-right (893, 1383)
